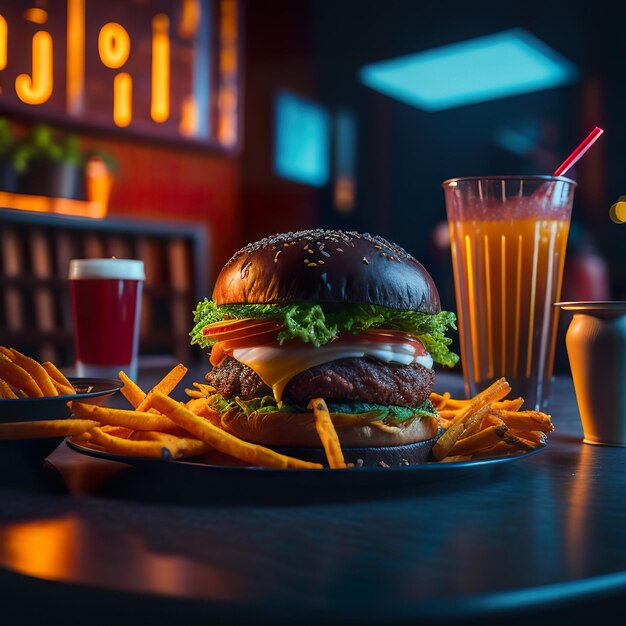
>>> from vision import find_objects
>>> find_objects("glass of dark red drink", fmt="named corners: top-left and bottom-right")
top-left (69, 259), bottom-right (145, 379)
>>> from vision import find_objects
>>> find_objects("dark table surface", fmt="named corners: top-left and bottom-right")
top-left (1, 367), bottom-right (625, 626)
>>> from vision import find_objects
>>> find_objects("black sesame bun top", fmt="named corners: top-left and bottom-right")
top-left (212, 229), bottom-right (441, 313)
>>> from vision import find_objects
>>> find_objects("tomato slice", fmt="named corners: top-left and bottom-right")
top-left (203, 318), bottom-right (263, 333)
top-left (204, 320), bottom-right (282, 341)
top-left (218, 328), bottom-right (280, 351)
top-left (208, 324), bottom-right (427, 367)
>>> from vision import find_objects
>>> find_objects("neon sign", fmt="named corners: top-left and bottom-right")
top-left (0, 0), bottom-right (240, 149)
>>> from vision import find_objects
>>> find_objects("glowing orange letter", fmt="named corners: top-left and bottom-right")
top-left (0, 15), bottom-right (7, 72)
top-left (98, 22), bottom-right (132, 128)
top-left (15, 30), bottom-right (53, 104)
top-left (151, 14), bottom-right (170, 123)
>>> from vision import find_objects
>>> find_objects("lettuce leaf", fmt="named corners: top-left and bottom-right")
top-left (190, 300), bottom-right (459, 367)
top-left (206, 392), bottom-right (438, 427)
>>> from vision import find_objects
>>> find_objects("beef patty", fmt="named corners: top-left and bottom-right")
top-left (206, 356), bottom-right (434, 407)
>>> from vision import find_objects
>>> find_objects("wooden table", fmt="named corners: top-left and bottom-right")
top-left (1, 368), bottom-right (625, 626)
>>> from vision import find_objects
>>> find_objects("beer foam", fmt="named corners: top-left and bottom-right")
top-left (69, 259), bottom-right (145, 280)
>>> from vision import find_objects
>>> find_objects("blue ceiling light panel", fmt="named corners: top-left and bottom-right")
top-left (358, 29), bottom-right (578, 111)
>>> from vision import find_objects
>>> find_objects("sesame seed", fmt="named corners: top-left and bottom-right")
top-left (336, 248), bottom-right (344, 252)
top-left (274, 250), bottom-right (282, 263)
top-left (362, 257), bottom-right (369, 265)
top-left (320, 250), bottom-right (330, 257)
top-left (308, 262), bottom-right (317, 267)
top-left (307, 249), bottom-right (314, 254)
top-left (304, 258), bottom-right (309, 264)
top-left (318, 260), bottom-right (325, 265)
top-left (382, 253), bottom-right (399, 262)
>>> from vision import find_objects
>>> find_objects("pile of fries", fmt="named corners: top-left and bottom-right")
top-left (430, 377), bottom-right (553, 462)
top-left (0, 346), bottom-right (553, 469)
top-left (1, 346), bottom-right (75, 398)
top-left (0, 349), bottom-right (323, 468)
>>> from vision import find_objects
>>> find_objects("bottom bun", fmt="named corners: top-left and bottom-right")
top-left (209, 409), bottom-right (440, 448)
top-left (273, 437), bottom-right (440, 467)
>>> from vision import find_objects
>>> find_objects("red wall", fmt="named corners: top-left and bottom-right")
top-left (239, 0), bottom-right (320, 244)
top-left (81, 135), bottom-right (241, 288)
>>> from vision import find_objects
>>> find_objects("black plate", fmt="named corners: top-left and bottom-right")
top-left (64, 439), bottom-right (547, 504)
top-left (66, 437), bottom-right (545, 485)
top-left (0, 377), bottom-right (123, 422)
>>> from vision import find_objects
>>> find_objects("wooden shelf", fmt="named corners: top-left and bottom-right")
top-left (0, 191), bottom-right (106, 219)
top-left (0, 209), bottom-right (209, 365)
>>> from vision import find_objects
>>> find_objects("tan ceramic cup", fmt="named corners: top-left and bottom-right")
top-left (555, 302), bottom-right (626, 446)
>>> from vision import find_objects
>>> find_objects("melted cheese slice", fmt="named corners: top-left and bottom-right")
top-left (231, 342), bottom-right (433, 402)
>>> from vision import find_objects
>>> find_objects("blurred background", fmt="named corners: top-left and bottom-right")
top-left (0, 0), bottom-right (622, 371)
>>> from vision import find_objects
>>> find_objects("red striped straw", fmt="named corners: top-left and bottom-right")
top-left (553, 126), bottom-right (604, 177)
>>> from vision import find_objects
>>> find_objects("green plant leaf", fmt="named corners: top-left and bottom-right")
top-left (0, 118), bottom-right (13, 152)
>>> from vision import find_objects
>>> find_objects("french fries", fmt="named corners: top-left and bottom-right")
top-left (448, 423), bottom-right (509, 456)
top-left (493, 409), bottom-right (554, 433)
top-left (431, 378), bottom-right (507, 461)
top-left (0, 378), bottom-right (19, 399)
top-left (118, 365), bottom-right (189, 414)
top-left (70, 402), bottom-right (182, 433)
top-left (429, 381), bottom-right (553, 462)
top-left (135, 364), bottom-right (187, 412)
top-left (144, 390), bottom-right (322, 469)
top-left (70, 370), bottom-right (552, 467)
top-left (60, 368), bottom-right (321, 468)
top-left (87, 427), bottom-right (212, 459)
top-left (0, 346), bottom-right (76, 399)
top-left (0, 353), bottom-right (44, 398)
top-left (1, 343), bottom-right (553, 469)
top-left (42, 361), bottom-right (75, 395)
top-left (308, 397), bottom-right (346, 469)
top-left (0, 419), bottom-right (100, 439)
top-left (184, 397), bottom-right (214, 418)
top-left (118, 370), bottom-right (145, 408)
top-left (8, 348), bottom-right (58, 397)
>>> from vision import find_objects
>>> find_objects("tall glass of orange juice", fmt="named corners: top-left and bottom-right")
top-left (442, 176), bottom-right (576, 409)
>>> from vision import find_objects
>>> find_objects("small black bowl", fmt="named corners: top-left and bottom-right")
top-left (0, 377), bottom-right (123, 422)
top-left (0, 377), bottom-right (123, 471)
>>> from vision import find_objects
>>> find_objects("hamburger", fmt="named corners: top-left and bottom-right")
top-left (190, 229), bottom-right (458, 464)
